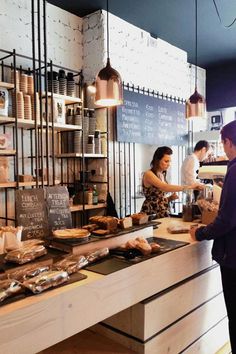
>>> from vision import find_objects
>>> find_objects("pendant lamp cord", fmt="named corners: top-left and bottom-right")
top-left (107, 0), bottom-right (110, 59)
top-left (195, 0), bottom-right (198, 90)
top-left (213, 0), bottom-right (236, 28)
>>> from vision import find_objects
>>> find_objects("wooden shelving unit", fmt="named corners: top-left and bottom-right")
top-left (56, 153), bottom-right (106, 158)
top-left (0, 180), bottom-right (61, 188)
top-left (0, 149), bottom-right (16, 156)
top-left (70, 203), bottom-right (106, 212)
top-left (42, 92), bottom-right (82, 104)
top-left (0, 116), bottom-right (81, 131)
top-left (0, 81), bottom-right (14, 89)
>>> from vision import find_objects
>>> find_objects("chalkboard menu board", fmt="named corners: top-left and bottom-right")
top-left (117, 90), bottom-right (187, 145)
top-left (45, 186), bottom-right (72, 234)
top-left (16, 189), bottom-right (48, 240)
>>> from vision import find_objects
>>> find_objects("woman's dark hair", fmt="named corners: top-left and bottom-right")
top-left (221, 120), bottom-right (236, 146)
top-left (151, 146), bottom-right (173, 172)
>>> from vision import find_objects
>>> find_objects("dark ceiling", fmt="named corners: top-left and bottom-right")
top-left (48, 0), bottom-right (236, 69)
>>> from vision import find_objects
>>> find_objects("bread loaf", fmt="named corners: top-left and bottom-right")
top-left (119, 217), bottom-right (133, 229)
top-left (131, 213), bottom-right (148, 225)
top-left (89, 216), bottom-right (118, 233)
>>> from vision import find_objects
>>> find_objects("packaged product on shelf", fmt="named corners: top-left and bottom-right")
top-left (23, 270), bottom-right (69, 294)
top-left (0, 225), bottom-right (23, 254)
top-left (0, 157), bottom-right (9, 183)
top-left (0, 279), bottom-right (22, 303)
top-left (44, 97), bottom-right (65, 124)
top-left (0, 87), bottom-right (9, 116)
top-left (53, 254), bottom-right (88, 274)
top-left (4, 242), bottom-right (47, 264)
top-left (0, 133), bottom-right (11, 150)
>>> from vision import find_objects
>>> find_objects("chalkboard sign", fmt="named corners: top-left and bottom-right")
top-left (16, 189), bottom-right (49, 240)
top-left (45, 186), bottom-right (72, 234)
top-left (117, 90), bottom-right (187, 145)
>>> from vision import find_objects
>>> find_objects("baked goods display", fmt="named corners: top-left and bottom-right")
top-left (120, 236), bottom-right (160, 256)
top-left (89, 216), bottom-right (118, 233)
top-left (119, 217), bottom-right (133, 229)
top-left (86, 247), bottom-right (109, 263)
top-left (82, 224), bottom-right (99, 232)
top-left (4, 243), bottom-right (47, 264)
top-left (53, 255), bottom-right (88, 274)
top-left (7, 265), bottom-right (50, 282)
top-left (167, 221), bottom-right (190, 234)
top-left (53, 228), bottom-right (90, 239)
top-left (131, 213), bottom-right (149, 225)
top-left (23, 270), bottom-right (69, 294)
top-left (0, 279), bottom-right (22, 302)
top-left (92, 229), bottom-right (110, 236)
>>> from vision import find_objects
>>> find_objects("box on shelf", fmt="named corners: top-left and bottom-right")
top-left (201, 210), bottom-right (218, 225)
top-left (0, 87), bottom-right (9, 116)
top-left (43, 97), bottom-right (65, 124)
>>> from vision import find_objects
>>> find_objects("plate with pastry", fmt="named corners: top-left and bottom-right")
top-left (52, 228), bottom-right (90, 242)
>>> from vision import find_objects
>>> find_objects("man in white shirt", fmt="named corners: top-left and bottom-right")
top-left (181, 140), bottom-right (210, 186)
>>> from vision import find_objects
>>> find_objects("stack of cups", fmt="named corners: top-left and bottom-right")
top-left (20, 74), bottom-right (28, 95)
top-left (27, 75), bottom-right (34, 95)
top-left (74, 107), bottom-right (82, 153)
top-left (31, 92), bottom-right (40, 121)
top-left (74, 130), bottom-right (82, 153)
top-left (87, 135), bottom-right (95, 154)
top-left (94, 130), bottom-right (101, 154)
top-left (74, 106), bottom-right (82, 127)
top-left (88, 109), bottom-right (96, 134)
top-left (59, 70), bottom-right (67, 96)
top-left (16, 92), bottom-right (24, 119)
top-left (24, 95), bottom-right (32, 120)
top-left (67, 72), bottom-right (75, 97)
top-left (48, 71), bottom-right (59, 94)
top-left (83, 108), bottom-right (89, 153)
top-left (66, 110), bottom-right (74, 153)
top-left (11, 70), bottom-right (20, 91)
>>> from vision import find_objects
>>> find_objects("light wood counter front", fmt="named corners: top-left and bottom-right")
top-left (0, 218), bottom-right (229, 354)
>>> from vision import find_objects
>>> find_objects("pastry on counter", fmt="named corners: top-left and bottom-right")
top-left (119, 216), bottom-right (133, 229)
top-left (89, 216), bottom-right (118, 233)
top-left (131, 212), bottom-right (149, 225)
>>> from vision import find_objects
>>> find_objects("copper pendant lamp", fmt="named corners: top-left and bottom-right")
top-left (95, 0), bottom-right (123, 107)
top-left (186, 0), bottom-right (206, 119)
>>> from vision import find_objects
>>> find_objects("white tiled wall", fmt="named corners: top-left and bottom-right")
top-left (83, 10), bottom-right (205, 100)
top-left (0, 0), bottom-right (83, 71)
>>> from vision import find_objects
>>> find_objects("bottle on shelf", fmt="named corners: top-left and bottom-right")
top-left (87, 187), bottom-right (93, 205)
top-left (92, 185), bottom-right (98, 205)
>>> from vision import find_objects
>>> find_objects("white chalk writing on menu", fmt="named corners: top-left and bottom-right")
top-left (16, 189), bottom-right (48, 240)
top-left (46, 186), bottom-right (72, 233)
top-left (117, 90), bottom-right (187, 145)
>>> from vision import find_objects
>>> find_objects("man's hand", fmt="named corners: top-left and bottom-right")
top-left (189, 225), bottom-right (199, 241)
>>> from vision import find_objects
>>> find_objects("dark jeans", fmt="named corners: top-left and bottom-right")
top-left (220, 266), bottom-right (236, 353)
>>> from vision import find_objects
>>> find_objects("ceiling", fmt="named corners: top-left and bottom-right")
top-left (48, 0), bottom-right (236, 69)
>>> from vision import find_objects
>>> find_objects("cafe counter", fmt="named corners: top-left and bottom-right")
top-left (0, 218), bottom-right (229, 354)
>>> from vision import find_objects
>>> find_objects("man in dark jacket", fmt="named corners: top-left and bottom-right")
top-left (190, 119), bottom-right (236, 353)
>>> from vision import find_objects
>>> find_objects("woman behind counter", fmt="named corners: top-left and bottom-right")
top-left (141, 146), bottom-right (203, 218)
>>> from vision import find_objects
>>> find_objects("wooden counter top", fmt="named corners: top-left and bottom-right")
top-left (0, 218), bottom-right (213, 354)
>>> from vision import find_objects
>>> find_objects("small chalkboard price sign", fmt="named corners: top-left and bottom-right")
top-left (16, 189), bottom-right (48, 240)
top-left (117, 90), bottom-right (187, 145)
top-left (45, 186), bottom-right (72, 234)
